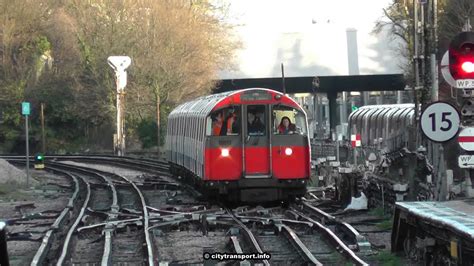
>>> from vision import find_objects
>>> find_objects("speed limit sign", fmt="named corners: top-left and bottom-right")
top-left (420, 101), bottom-right (460, 142)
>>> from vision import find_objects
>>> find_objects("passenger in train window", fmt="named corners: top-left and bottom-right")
top-left (278, 116), bottom-right (296, 134)
top-left (248, 112), bottom-right (265, 135)
top-left (225, 110), bottom-right (240, 135)
top-left (212, 111), bottom-right (224, 136)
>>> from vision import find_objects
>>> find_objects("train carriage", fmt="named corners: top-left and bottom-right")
top-left (348, 104), bottom-right (415, 147)
top-left (165, 88), bottom-right (311, 202)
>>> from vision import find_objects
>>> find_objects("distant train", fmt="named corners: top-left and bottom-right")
top-left (348, 104), bottom-right (415, 147)
top-left (165, 88), bottom-right (311, 202)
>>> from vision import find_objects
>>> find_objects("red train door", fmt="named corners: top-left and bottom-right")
top-left (243, 105), bottom-right (270, 177)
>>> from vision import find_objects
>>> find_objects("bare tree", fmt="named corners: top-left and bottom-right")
top-left (0, 0), bottom-right (239, 152)
top-left (67, 0), bottom-right (239, 151)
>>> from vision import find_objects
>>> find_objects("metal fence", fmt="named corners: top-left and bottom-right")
top-left (311, 140), bottom-right (350, 162)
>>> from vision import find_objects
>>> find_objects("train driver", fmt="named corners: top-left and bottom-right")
top-left (278, 116), bottom-right (296, 134)
top-left (248, 112), bottom-right (265, 135)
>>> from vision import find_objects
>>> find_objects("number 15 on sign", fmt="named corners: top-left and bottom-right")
top-left (420, 101), bottom-right (460, 142)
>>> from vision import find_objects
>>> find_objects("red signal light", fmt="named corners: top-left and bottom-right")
top-left (449, 32), bottom-right (474, 79)
top-left (461, 61), bottom-right (474, 74)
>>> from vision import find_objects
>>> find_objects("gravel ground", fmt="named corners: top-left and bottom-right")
top-left (154, 229), bottom-right (228, 264)
top-left (59, 161), bottom-right (145, 181)
top-left (0, 167), bottom-right (71, 266)
top-left (0, 159), bottom-right (27, 185)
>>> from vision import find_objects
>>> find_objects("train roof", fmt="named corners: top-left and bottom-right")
top-left (169, 88), bottom-right (304, 118)
top-left (348, 104), bottom-right (415, 121)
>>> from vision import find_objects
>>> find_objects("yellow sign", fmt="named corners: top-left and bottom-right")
top-left (450, 240), bottom-right (458, 259)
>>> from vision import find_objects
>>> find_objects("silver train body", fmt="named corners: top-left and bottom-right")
top-left (348, 104), bottom-right (415, 147)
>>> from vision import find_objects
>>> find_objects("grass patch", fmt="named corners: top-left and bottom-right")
top-left (0, 182), bottom-right (33, 201)
top-left (369, 207), bottom-right (393, 230)
top-left (376, 250), bottom-right (401, 266)
top-left (376, 219), bottom-right (393, 230)
top-left (369, 207), bottom-right (387, 218)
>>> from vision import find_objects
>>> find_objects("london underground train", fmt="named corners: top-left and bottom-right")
top-left (165, 88), bottom-right (311, 202)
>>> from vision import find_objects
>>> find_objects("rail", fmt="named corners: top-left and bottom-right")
top-left (224, 208), bottom-right (270, 266)
top-left (53, 161), bottom-right (156, 265)
top-left (277, 223), bottom-right (322, 265)
top-left (298, 202), bottom-right (371, 263)
top-left (56, 176), bottom-right (91, 265)
top-left (290, 208), bottom-right (369, 266)
top-left (31, 160), bottom-right (155, 265)
top-left (29, 167), bottom-right (81, 266)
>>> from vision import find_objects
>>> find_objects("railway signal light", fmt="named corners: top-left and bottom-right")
top-left (449, 32), bottom-right (474, 80)
top-left (34, 153), bottom-right (45, 169)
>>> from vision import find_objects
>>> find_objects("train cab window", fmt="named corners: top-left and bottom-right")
top-left (247, 105), bottom-right (266, 136)
top-left (273, 106), bottom-right (307, 135)
top-left (206, 107), bottom-right (241, 136)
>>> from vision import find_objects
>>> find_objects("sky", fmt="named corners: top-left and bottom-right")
top-left (219, 0), bottom-right (404, 79)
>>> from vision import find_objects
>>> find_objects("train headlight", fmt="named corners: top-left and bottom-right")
top-left (221, 148), bottom-right (230, 157)
top-left (285, 147), bottom-right (293, 156)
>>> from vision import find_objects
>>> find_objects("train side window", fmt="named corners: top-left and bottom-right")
top-left (207, 107), bottom-right (241, 136)
top-left (206, 117), bottom-right (213, 136)
top-left (273, 106), bottom-right (307, 136)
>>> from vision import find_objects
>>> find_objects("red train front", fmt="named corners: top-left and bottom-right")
top-left (166, 88), bottom-right (311, 202)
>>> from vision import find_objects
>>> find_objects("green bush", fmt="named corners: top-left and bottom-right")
top-left (137, 119), bottom-right (158, 149)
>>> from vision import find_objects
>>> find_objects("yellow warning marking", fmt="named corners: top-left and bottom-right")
top-left (451, 240), bottom-right (458, 259)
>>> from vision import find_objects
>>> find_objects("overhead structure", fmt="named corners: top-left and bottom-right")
top-left (214, 74), bottom-right (406, 94)
top-left (214, 74), bottom-right (407, 135)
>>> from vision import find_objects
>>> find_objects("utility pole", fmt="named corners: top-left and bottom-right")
top-left (430, 0), bottom-right (439, 102)
top-left (108, 56), bottom-right (131, 157)
top-left (410, 0), bottom-right (424, 200)
top-left (41, 103), bottom-right (46, 154)
top-left (281, 63), bottom-right (286, 94)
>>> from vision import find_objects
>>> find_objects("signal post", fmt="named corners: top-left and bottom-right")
top-left (22, 102), bottom-right (30, 187)
top-left (107, 56), bottom-right (131, 157)
top-left (441, 31), bottom-right (474, 197)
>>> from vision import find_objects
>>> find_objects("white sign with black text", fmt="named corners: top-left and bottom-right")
top-left (420, 101), bottom-right (460, 142)
top-left (455, 79), bottom-right (474, 89)
top-left (458, 155), bottom-right (474, 168)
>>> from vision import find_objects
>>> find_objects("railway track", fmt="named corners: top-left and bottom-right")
top-left (2, 155), bottom-right (381, 265)
top-left (50, 156), bottom-right (371, 265)
top-left (6, 159), bottom-right (156, 265)
top-left (222, 206), bottom-right (369, 265)
top-left (49, 161), bottom-right (156, 265)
